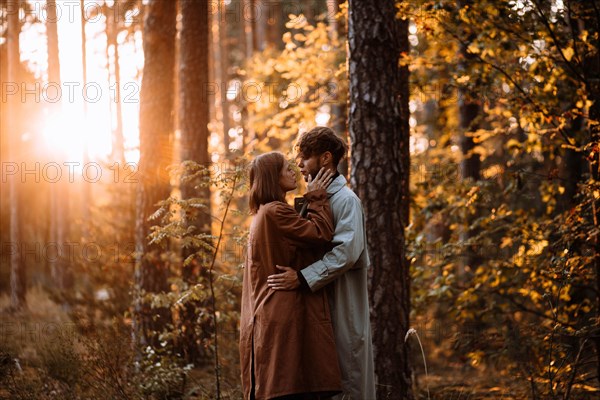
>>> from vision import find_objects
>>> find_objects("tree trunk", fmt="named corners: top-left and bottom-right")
top-left (242, 0), bottom-right (256, 149)
top-left (106, 3), bottom-right (126, 164)
top-left (242, 0), bottom-right (253, 58)
top-left (133, 0), bottom-right (177, 352)
top-left (457, 0), bottom-right (482, 279)
top-left (7, 0), bottom-right (26, 311)
top-left (326, 0), bottom-right (348, 178)
top-left (348, 0), bottom-right (413, 398)
top-left (216, 0), bottom-right (231, 154)
top-left (178, 0), bottom-right (212, 365)
top-left (46, 0), bottom-right (72, 293)
top-left (80, 0), bottom-right (91, 240)
top-left (250, 0), bottom-right (265, 52)
top-left (265, 0), bottom-right (282, 49)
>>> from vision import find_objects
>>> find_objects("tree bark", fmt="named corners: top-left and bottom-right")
top-left (80, 0), bottom-right (91, 240)
top-left (250, 0), bottom-right (265, 52)
top-left (133, 0), bottom-right (176, 352)
top-left (457, 0), bottom-right (482, 284)
top-left (217, 0), bottom-right (231, 154)
top-left (106, 3), bottom-right (126, 164)
top-left (265, 0), bottom-right (282, 49)
top-left (178, 0), bottom-right (212, 365)
top-left (46, 0), bottom-right (72, 293)
top-left (7, 0), bottom-right (26, 311)
top-left (348, 0), bottom-right (413, 398)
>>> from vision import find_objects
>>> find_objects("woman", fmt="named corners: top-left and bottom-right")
top-left (240, 151), bottom-right (342, 400)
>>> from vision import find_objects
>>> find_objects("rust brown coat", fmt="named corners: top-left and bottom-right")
top-left (240, 189), bottom-right (342, 400)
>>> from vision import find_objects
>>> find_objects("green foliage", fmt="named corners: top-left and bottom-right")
top-left (145, 157), bottom-right (249, 398)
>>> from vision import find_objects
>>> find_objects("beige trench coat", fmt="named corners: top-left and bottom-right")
top-left (239, 189), bottom-right (342, 400)
top-left (300, 176), bottom-right (377, 400)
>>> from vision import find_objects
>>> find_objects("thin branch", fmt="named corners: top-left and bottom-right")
top-left (531, 0), bottom-right (587, 84)
top-left (206, 173), bottom-right (239, 399)
top-left (564, 338), bottom-right (589, 400)
top-left (436, 17), bottom-right (575, 146)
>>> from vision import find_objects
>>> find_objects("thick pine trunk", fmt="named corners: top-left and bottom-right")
top-left (348, 0), bottom-right (413, 398)
top-left (133, 0), bottom-right (176, 352)
top-left (178, 0), bottom-right (212, 365)
top-left (7, 0), bottom-right (26, 311)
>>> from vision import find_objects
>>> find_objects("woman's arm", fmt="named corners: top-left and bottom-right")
top-left (265, 189), bottom-right (334, 246)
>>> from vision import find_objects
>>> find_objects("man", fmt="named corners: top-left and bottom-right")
top-left (267, 126), bottom-right (377, 400)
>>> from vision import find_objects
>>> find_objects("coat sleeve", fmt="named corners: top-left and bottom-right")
top-left (266, 189), bottom-right (334, 246)
top-left (300, 195), bottom-right (366, 292)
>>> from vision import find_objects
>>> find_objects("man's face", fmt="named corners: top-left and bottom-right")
top-left (296, 153), bottom-right (322, 182)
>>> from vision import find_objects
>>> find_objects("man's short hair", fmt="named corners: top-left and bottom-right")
top-left (295, 126), bottom-right (348, 167)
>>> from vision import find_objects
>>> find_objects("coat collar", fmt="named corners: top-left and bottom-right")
top-left (327, 174), bottom-right (347, 197)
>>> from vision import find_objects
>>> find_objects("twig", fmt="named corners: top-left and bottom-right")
top-left (564, 338), bottom-right (588, 400)
top-left (206, 173), bottom-right (239, 400)
top-left (405, 328), bottom-right (430, 400)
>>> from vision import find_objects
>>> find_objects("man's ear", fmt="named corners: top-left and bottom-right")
top-left (321, 151), bottom-right (333, 167)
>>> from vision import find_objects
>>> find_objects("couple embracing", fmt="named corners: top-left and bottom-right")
top-left (240, 127), bottom-right (376, 400)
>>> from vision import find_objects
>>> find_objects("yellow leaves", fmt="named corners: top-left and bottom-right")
top-left (500, 237), bottom-right (513, 249)
top-left (456, 75), bottom-right (470, 84)
top-left (467, 42), bottom-right (480, 54)
top-left (481, 47), bottom-right (495, 58)
top-left (526, 240), bottom-right (548, 257)
top-left (580, 30), bottom-right (589, 42)
top-left (563, 46), bottom-right (575, 62)
top-left (575, 99), bottom-right (593, 110)
top-left (514, 245), bottom-right (525, 267)
top-left (519, 288), bottom-right (541, 302)
top-left (506, 139), bottom-right (522, 150)
top-left (293, 33), bottom-right (306, 42)
top-left (543, 81), bottom-right (555, 93)
top-left (285, 14), bottom-right (307, 30)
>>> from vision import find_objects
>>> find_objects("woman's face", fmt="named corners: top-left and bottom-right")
top-left (279, 160), bottom-right (297, 192)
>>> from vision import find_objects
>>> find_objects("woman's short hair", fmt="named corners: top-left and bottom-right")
top-left (248, 151), bottom-right (286, 214)
top-left (295, 126), bottom-right (348, 167)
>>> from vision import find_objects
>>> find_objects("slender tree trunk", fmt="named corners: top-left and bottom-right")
top-left (80, 0), bottom-right (91, 240)
top-left (133, 0), bottom-right (177, 352)
top-left (457, 0), bottom-right (482, 280)
top-left (178, 0), bottom-right (212, 365)
top-left (250, 0), bottom-right (265, 52)
top-left (106, 4), bottom-right (125, 164)
top-left (7, 0), bottom-right (26, 311)
top-left (348, 0), bottom-right (413, 398)
top-left (46, 0), bottom-right (71, 293)
top-left (242, 0), bottom-right (255, 149)
top-left (265, 0), bottom-right (282, 49)
top-left (216, 0), bottom-right (231, 154)
top-left (242, 0), bottom-right (253, 59)
top-left (326, 0), bottom-right (348, 178)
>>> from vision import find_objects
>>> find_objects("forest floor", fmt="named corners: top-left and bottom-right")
top-left (2, 289), bottom-right (599, 399)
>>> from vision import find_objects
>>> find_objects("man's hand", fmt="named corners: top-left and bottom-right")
top-left (267, 265), bottom-right (300, 291)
